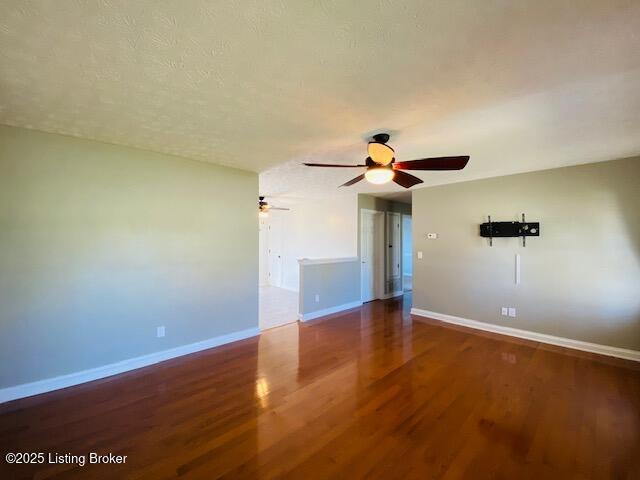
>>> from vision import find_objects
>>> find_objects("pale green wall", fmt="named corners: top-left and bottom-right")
top-left (299, 260), bottom-right (361, 315)
top-left (412, 157), bottom-right (640, 350)
top-left (0, 126), bottom-right (258, 388)
top-left (357, 194), bottom-right (411, 217)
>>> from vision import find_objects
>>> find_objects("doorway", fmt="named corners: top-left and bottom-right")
top-left (360, 209), bottom-right (384, 302)
top-left (259, 209), bottom-right (298, 330)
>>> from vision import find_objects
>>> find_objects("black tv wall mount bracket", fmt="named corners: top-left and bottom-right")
top-left (480, 213), bottom-right (540, 247)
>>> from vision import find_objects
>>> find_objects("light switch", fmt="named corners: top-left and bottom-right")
top-left (508, 308), bottom-right (516, 317)
top-left (417, 251), bottom-right (423, 259)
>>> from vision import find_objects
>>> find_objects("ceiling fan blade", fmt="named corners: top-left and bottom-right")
top-left (393, 156), bottom-right (469, 171)
top-left (270, 207), bottom-right (290, 211)
top-left (393, 170), bottom-right (424, 189)
top-left (340, 173), bottom-right (366, 187)
top-left (304, 163), bottom-right (367, 168)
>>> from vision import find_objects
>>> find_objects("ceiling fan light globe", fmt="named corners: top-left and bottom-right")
top-left (367, 142), bottom-right (394, 166)
top-left (365, 167), bottom-right (395, 185)
top-left (259, 210), bottom-right (269, 218)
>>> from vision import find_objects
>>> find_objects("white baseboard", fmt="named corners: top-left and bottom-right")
top-left (410, 308), bottom-right (640, 362)
top-left (299, 301), bottom-right (363, 322)
top-left (380, 291), bottom-right (404, 300)
top-left (0, 327), bottom-right (260, 404)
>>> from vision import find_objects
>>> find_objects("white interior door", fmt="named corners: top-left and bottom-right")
top-left (267, 215), bottom-right (283, 287)
top-left (360, 211), bottom-right (376, 302)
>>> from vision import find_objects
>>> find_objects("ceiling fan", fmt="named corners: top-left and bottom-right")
top-left (259, 196), bottom-right (290, 217)
top-left (303, 133), bottom-right (469, 188)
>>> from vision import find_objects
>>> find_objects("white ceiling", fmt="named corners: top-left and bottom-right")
top-left (1, 1), bottom-right (639, 200)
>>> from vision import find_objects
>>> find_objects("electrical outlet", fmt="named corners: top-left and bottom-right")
top-left (315, 294), bottom-right (320, 303)
top-left (157, 326), bottom-right (165, 338)
top-left (508, 308), bottom-right (516, 317)
top-left (417, 251), bottom-right (423, 259)
top-left (501, 307), bottom-right (508, 316)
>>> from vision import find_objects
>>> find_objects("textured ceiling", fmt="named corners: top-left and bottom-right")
top-left (1, 1), bottom-right (639, 200)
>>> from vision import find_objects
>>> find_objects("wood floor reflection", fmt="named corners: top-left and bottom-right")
top-left (1, 295), bottom-right (639, 479)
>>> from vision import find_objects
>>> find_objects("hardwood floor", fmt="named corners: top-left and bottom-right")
top-left (1, 295), bottom-right (639, 479)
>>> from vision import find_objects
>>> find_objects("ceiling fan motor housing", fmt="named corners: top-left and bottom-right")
top-left (372, 133), bottom-right (390, 144)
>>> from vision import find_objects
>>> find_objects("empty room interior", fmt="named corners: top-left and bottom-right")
top-left (1, 2), bottom-right (640, 479)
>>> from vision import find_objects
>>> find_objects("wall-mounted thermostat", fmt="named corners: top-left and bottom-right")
top-left (427, 233), bottom-right (438, 239)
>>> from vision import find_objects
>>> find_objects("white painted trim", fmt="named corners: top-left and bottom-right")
top-left (410, 308), bottom-right (640, 362)
top-left (299, 301), bottom-right (363, 322)
top-left (380, 291), bottom-right (404, 300)
top-left (386, 211), bottom-right (402, 283)
top-left (0, 327), bottom-right (260, 404)
top-left (298, 257), bottom-right (359, 265)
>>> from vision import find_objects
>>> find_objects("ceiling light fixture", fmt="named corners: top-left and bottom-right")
top-left (365, 167), bottom-right (395, 184)
top-left (367, 142), bottom-right (394, 166)
top-left (258, 196), bottom-right (289, 217)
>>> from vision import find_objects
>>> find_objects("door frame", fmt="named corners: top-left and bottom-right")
top-left (386, 211), bottom-right (402, 295)
top-left (360, 209), bottom-right (384, 302)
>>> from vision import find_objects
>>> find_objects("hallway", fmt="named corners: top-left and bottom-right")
top-left (259, 285), bottom-right (298, 330)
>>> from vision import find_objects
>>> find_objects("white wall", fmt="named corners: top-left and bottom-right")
top-left (258, 217), bottom-right (269, 285)
top-left (266, 195), bottom-right (358, 291)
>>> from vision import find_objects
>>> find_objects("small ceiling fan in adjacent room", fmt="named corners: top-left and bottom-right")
top-left (303, 133), bottom-right (470, 188)
top-left (258, 196), bottom-right (290, 218)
